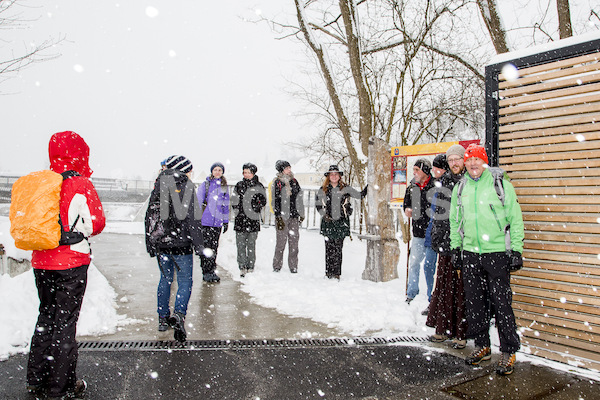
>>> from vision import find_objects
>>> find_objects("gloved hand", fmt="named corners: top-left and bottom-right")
top-left (360, 184), bottom-right (368, 198)
top-left (508, 250), bottom-right (523, 272)
top-left (222, 223), bottom-right (228, 233)
top-left (275, 216), bottom-right (285, 230)
top-left (299, 216), bottom-right (305, 224)
top-left (451, 248), bottom-right (462, 271)
top-left (322, 215), bottom-right (332, 222)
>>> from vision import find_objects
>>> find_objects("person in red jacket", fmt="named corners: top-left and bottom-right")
top-left (27, 131), bottom-right (106, 399)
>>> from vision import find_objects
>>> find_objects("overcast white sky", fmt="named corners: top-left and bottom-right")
top-left (1, 1), bottom-right (308, 180)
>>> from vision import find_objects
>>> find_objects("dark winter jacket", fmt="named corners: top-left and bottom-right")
top-left (403, 176), bottom-right (435, 239)
top-left (197, 176), bottom-right (230, 227)
top-left (145, 169), bottom-right (204, 257)
top-left (272, 172), bottom-right (304, 220)
top-left (232, 175), bottom-right (266, 233)
top-left (316, 184), bottom-right (352, 240)
top-left (430, 171), bottom-right (463, 254)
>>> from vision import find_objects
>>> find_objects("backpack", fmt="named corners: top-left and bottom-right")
top-left (455, 167), bottom-right (511, 251)
top-left (9, 170), bottom-right (82, 251)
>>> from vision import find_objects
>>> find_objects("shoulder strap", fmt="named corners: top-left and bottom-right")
top-left (488, 167), bottom-right (507, 206)
top-left (204, 180), bottom-right (210, 204)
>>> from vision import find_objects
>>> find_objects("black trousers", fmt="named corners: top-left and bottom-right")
top-left (27, 265), bottom-right (89, 398)
top-left (200, 226), bottom-right (222, 274)
top-left (462, 251), bottom-right (520, 354)
top-left (325, 238), bottom-right (344, 276)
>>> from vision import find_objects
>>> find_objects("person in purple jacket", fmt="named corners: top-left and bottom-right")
top-left (197, 162), bottom-right (230, 282)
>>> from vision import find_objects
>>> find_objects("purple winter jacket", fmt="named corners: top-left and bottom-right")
top-left (197, 177), bottom-right (230, 227)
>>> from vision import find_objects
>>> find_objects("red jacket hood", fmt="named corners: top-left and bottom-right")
top-left (48, 131), bottom-right (93, 177)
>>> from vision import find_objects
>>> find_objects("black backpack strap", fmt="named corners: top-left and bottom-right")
top-left (57, 170), bottom-right (85, 246)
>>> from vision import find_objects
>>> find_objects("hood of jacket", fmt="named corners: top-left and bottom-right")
top-left (49, 131), bottom-right (93, 177)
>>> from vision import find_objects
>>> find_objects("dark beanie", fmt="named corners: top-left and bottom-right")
top-left (275, 160), bottom-right (291, 173)
top-left (242, 162), bottom-right (258, 175)
top-left (433, 154), bottom-right (449, 170)
top-left (210, 162), bottom-right (225, 174)
top-left (414, 158), bottom-right (432, 176)
top-left (165, 155), bottom-right (193, 173)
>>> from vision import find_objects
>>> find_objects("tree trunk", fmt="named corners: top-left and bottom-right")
top-left (476, 0), bottom-right (509, 54)
top-left (557, 0), bottom-right (573, 39)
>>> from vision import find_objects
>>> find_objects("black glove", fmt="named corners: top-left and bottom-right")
top-left (299, 216), bottom-right (305, 224)
top-left (360, 185), bottom-right (368, 198)
top-left (451, 248), bottom-right (462, 271)
top-left (275, 216), bottom-right (285, 230)
top-left (508, 250), bottom-right (523, 272)
top-left (222, 223), bottom-right (228, 233)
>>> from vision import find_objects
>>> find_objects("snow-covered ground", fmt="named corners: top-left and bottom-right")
top-left (1, 208), bottom-right (599, 381)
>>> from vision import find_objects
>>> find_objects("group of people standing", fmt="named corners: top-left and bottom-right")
top-left (144, 157), bottom-right (366, 343)
top-left (403, 143), bottom-right (524, 376)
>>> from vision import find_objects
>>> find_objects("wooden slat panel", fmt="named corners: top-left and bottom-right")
top-left (503, 159), bottom-right (600, 172)
top-left (511, 177), bottom-right (600, 187)
top-left (518, 196), bottom-right (600, 205)
top-left (523, 250), bottom-right (600, 266)
top-left (512, 276), bottom-right (600, 292)
top-left (521, 204), bottom-right (600, 213)
top-left (524, 222), bottom-right (600, 235)
top-left (499, 132), bottom-right (600, 149)
top-left (514, 293), bottom-right (600, 314)
top-left (517, 319), bottom-right (600, 343)
top-left (499, 61), bottom-right (600, 90)
top-left (519, 343), bottom-right (600, 370)
top-left (517, 269), bottom-right (600, 286)
top-left (522, 213), bottom-right (600, 223)
top-left (516, 302), bottom-right (600, 326)
top-left (499, 140), bottom-right (600, 157)
top-left (499, 72), bottom-right (600, 98)
top-left (521, 331), bottom-right (600, 355)
top-left (500, 102), bottom-right (600, 124)
top-left (499, 82), bottom-right (600, 107)
top-left (524, 241), bottom-right (600, 255)
top-left (515, 187), bottom-right (600, 195)
top-left (501, 149), bottom-right (600, 164)
top-left (508, 168), bottom-right (600, 179)
top-left (523, 260), bottom-right (600, 275)
top-left (525, 231), bottom-right (600, 245)
top-left (499, 112), bottom-right (600, 134)
top-left (499, 53), bottom-right (600, 85)
top-left (500, 93), bottom-right (600, 116)
top-left (499, 122), bottom-right (599, 141)
top-left (513, 285), bottom-right (600, 306)
top-left (514, 310), bottom-right (599, 333)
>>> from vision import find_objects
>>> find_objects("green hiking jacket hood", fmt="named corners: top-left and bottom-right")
top-left (449, 168), bottom-right (524, 254)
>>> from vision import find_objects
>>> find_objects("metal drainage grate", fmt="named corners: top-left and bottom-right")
top-left (78, 336), bottom-right (427, 351)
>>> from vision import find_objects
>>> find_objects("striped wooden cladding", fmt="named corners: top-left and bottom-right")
top-left (496, 48), bottom-right (600, 368)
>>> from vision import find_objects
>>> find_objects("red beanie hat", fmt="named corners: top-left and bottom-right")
top-left (464, 144), bottom-right (488, 165)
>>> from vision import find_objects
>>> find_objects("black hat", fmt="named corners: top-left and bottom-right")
top-left (165, 155), bottom-right (193, 173)
top-left (432, 154), bottom-right (449, 170)
top-left (242, 163), bottom-right (258, 175)
top-left (324, 164), bottom-right (343, 177)
top-left (414, 158), bottom-right (432, 176)
top-left (275, 160), bottom-right (291, 173)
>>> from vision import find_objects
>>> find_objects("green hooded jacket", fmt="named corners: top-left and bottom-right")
top-left (449, 168), bottom-right (524, 254)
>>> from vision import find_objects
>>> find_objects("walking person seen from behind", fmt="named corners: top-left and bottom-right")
top-left (316, 165), bottom-right (367, 280)
top-left (449, 144), bottom-right (524, 376)
top-left (232, 163), bottom-right (266, 277)
top-left (271, 160), bottom-right (304, 273)
top-left (26, 131), bottom-right (106, 399)
top-left (145, 155), bottom-right (204, 343)
top-left (197, 162), bottom-right (230, 283)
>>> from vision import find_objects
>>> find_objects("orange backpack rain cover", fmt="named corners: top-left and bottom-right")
top-left (9, 170), bottom-right (63, 251)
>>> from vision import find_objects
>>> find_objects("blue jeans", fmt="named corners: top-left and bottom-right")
top-left (406, 237), bottom-right (437, 301)
top-left (157, 253), bottom-right (193, 317)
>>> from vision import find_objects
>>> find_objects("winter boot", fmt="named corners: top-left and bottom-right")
top-left (240, 268), bottom-right (247, 277)
top-left (428, 334), bottom-right (448, 343)
top-left (26, 382), bottom-right (46, 397)
top-left (496, 353), bottom-right (516, 376)
top-left (465, 346), bottom-right (492, 365)
top-left (158, 316), bottom-right (170, 332)
top-left (170, 312), bottom-right (187, 343)
top-left (49, 379), bottom-right (87, 399)
top-left (203, 272), bottom-right (221, 283)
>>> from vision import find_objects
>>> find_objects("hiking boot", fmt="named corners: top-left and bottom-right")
top-left (158, 316), bottom-right (169, 332)
top-left (169, 312), bottom-right (186, 343)
top-left (203, 273), bottom-right (221, 283)
top-left (240, 268), bottom-right (247, 277)
top-left (48, 379), bottom-right (87, 399)
top-left (26, 382), bottom-right (46, 396)
top-left (496, 352), bottom-right (516, 376)
top-left (451, 339), bottom-right (467, 349)
top-left (421, 305), bottom-right (430, 315)
top-left (246, 267), bottom-right (254, 274)
top-left (428, 334), bottom-right (448, 343)
top-left (465, 346), bottom-right (492, 365)
top-left (405, 297), bottom-right (413, 304)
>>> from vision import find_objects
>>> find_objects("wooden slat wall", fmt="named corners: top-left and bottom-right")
top-left (497, 50), bottom-right (600, 369)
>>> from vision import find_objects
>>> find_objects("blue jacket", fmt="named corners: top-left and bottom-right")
top-left (197, 177), bottom-right (230, 227)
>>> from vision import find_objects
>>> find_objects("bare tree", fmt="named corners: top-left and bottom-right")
top-left (0, 0), bottom-right (60, 87)
top-left (556, 0), bottom-right (573, 39)
top-left (476, 0), bottom-right (509, 54)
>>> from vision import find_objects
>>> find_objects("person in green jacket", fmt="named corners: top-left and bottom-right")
top-left (449, 144), bottom-right (524, 376)
top-left (316, 165), bottom-right (366, 280)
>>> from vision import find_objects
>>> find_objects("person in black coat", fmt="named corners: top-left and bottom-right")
top-left (232, 163), bottom-right (266, 277)
top-left (145, 155), bottom-right (203, 342)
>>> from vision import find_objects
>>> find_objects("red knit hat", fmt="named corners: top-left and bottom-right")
top-left (464, 144), bottom-right (488, 165)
